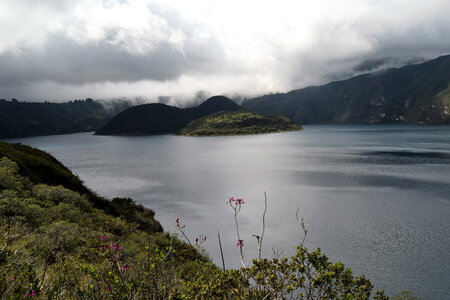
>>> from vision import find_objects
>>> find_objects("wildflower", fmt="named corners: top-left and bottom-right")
top-left (11, 277), bottom-right (15, 281)
top-left (227, 197), bottom-right (245, 206)
top-left (112, 243), bottom-right (123, 251)
top-left (104, 245), bottom-right (111, 249)
top-left (235, 198), bottom-right (245, 205)
top-left (121, 263), bottom-right (130, 271)
top-left (100, 235), bottom-right (107, 240)
top-left (25, 290), bottom-right (35, 297)
top-left (106, 285), bottom-right (113, 292)
top-left (236, 239), bottom-right (244, 247)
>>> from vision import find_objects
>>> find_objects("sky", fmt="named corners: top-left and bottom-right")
top-left (0, 0), bottom-right (450, 106)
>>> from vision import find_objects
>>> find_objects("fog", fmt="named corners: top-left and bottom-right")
top-left (0, 0), bottom-right (449, 103)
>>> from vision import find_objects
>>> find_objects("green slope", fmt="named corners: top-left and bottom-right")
top-left (0, 144), bottom-right (211, 298)
top-left (0, 142), bottom-right (162, 232)
top-left (178, 110), bottom-right (302, 136)
top-left (243, 54), bottom-right (450, 124)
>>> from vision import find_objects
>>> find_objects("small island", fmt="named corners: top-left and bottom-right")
top-left (178, 110), bottom-right (303, 136)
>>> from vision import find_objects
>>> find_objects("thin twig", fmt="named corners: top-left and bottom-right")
top-left (233, 205), bottom-right (246, 268)
top-left (217, 231), bottom-right (226, 271)
top-left (176, 218), bottom-right (192, 246)
top-left (259, 192), bottom-right (268, 260)
top-left (296, 208), bottom-right (308, 247)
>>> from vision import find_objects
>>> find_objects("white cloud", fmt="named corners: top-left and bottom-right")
top-left (0, 0), bottom-right (449, 102)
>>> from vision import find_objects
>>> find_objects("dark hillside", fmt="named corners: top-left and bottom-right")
top-left (0, 98), bottom-right (132, 138)
top-left (96, 96), bottom-right (241, 135)
top-left (243, 54), bottom-right (450, 124)
top-left (95, 103), bottom-right (190, 135)
top-left (190, 95), bottom-right (242, 117)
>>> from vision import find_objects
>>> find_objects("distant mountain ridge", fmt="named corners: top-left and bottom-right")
top-left (95, 96), bottom-right (242, 135)
top-left (0, 98), bottom-right (132, 139)
top-left (243, 54), bottom-right (450, 124)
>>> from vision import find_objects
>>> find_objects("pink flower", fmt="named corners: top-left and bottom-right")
top-left (100, 235), bottom-right (107, 240)
top-left (121, 263), bottom-right (130, 271)
top-left (25, 290), bottom-right (35, 297)
top-left (227, 197), bottom-right (245, 205)
top-left (11, 277), bottom-right (15, 281)
top-left (104, 245), bottom-right (111, 249)
top-left (236, 239), bottom-right (244, 247)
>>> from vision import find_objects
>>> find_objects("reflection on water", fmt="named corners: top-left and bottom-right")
top-left (6, 125), bottom-right (450, 299)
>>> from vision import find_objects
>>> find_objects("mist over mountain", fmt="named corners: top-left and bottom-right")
top-left (243, 55), bottom-right (450, 124)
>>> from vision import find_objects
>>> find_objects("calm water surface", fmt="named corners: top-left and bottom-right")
top-left (7, 125), bottom-right (450, 299)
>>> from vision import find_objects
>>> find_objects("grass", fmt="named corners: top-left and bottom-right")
top-left (178, 110), bottom-right (303, 136)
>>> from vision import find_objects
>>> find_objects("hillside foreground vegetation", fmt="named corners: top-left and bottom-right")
top-left (0, 142), bottom-right (411, 299)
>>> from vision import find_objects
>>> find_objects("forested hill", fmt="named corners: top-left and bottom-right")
top-left (0, 98), bottom-right (131, 139)
top-left (95, 95), bottom-right (242, 135)
top-left (243, 54), bottom-right (450, 124)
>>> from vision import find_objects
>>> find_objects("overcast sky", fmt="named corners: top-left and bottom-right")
top-left (1, 0), bottom-right (449, 105)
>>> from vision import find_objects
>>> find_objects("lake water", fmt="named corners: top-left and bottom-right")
top-left (6, 125), bottom-right (450, 299)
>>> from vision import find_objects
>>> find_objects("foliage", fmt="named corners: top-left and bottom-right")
top-left (178, 110), bottom-right (302, 136)
top-left (0, 156), bottom-right (205, 299)
top-left (0, 142), bottom-right (162, 232)
top-left (391, 290), bottom-right (419, 300)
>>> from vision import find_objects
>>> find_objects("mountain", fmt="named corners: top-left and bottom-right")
top-left (0, 98), bottom-right (132, 139)
top-left (95, 95), bottom-right (242, 135)
top-left (242, 55), bottom-right (450, 124)
top-left (178, 110), bottom-right (302, 136)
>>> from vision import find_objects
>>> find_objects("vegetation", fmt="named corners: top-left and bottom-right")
top-left (0, 98), bottom-right (132, 139)
top-left (178, 110), bottom-right (302, 136)
top-left (95, 96), bottom-right (242, 135)
top-left (243, 54), bottom-right (450, 124)
top-left (0, 142), bottom-right (162, 232)
top-left (0, 142), bottom-right (398, 298)
top-left (0, 155), bottom-right (206, 299)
